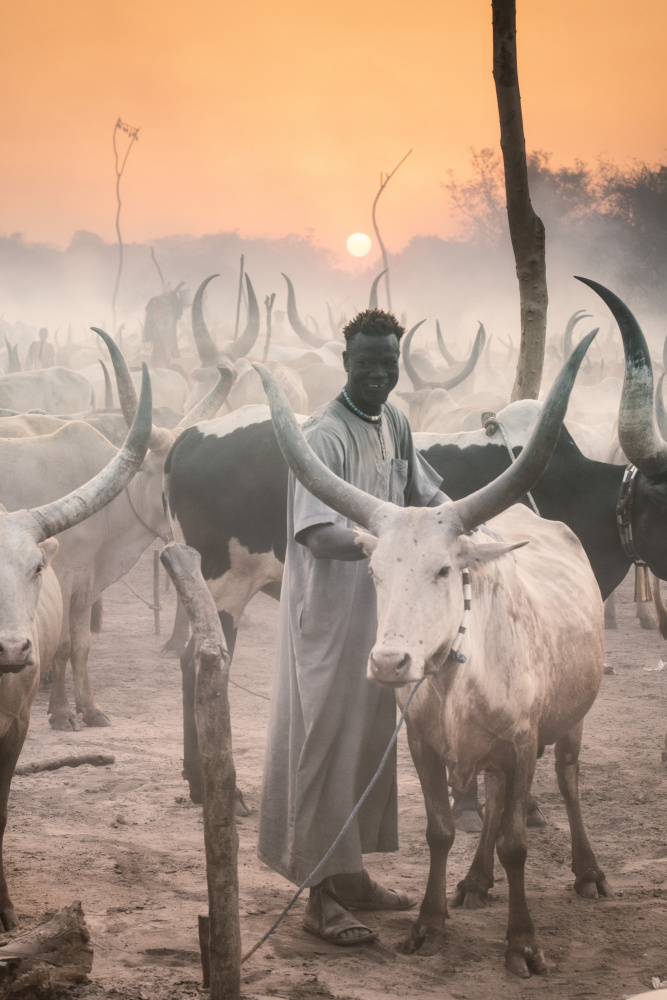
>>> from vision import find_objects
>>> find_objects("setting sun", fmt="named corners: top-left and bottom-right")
top-left (346, 233), bottom-right (372, 257)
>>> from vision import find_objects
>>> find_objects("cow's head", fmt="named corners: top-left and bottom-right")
top-left (0, 368), bottom-right (153, 674)
top-left (0, 508), bottom-right (58, 673)
top-left (575, 278), bottom-right (667, 580)
top-left (253, 325), bottom-right (596, 685)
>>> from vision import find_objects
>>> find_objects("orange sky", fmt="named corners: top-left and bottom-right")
top-left (2, 0), bottom-right (666, 262)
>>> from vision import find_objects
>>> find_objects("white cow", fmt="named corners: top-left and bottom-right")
top-left (0, 367), bottom-right (95, 413)
top-left (254, 330), bottom-right (613, 978)
top-left (0, 372), bottom-right (152, 930)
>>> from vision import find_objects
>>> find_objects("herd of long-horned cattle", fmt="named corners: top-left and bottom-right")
top-left (1, 269), bottom-right (666, 978)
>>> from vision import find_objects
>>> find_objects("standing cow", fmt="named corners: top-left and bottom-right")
top-left (0, 369), bottom-right (152, 930)
top-left (253, 332), bottom-right (611, 977)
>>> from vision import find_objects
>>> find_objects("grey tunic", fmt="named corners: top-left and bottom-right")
top-left (258, 399), bottom-right (442, 886)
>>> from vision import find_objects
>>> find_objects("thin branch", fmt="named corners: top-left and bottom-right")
top-left (111, 119), bottom-right (140, 335)
top-left (150, 246), bottom-right (165, 289)
top-left (371, 149), bottom-right (412, 313)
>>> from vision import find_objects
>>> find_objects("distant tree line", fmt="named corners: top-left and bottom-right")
top-left (443, 150), bottom-right (667, 314)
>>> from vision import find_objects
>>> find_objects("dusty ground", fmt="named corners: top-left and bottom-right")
top-left (2, 546), bottom-right (666, 1000)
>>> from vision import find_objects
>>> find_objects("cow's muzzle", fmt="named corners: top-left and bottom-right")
top-left (0, 638), bottom-right (34, 672)
top-left (369, 646), bottom-right (423, 685)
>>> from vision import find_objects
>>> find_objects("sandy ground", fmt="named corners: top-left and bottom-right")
top-left (2, 545), bottom-right (666, 1000)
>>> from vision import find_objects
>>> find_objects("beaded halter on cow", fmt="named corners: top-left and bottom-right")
top-left (448, 569), bottom-right (472, 663)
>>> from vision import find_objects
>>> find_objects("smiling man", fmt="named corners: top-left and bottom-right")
top-left (258, 309), bottom-right (446, 946)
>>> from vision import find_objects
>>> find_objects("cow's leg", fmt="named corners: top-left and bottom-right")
top-left (450, 769), bottom-right (504, 909)
top-left (0, 723), bottom-right (28, 930)
top-left (161, 592), bottom-right (190, 659)
top-left (450, 775), bottom-right (483, 832)
top-left (70, 604), bottom-right (109, 727)
top-left (636, 600), bottom-right (658, 630)
top-left (496, 746), bottom-right (546, 978)
top-left (399, 731), bottom-right (454, 956)
top-left (555, 723), bottom-right (614, 899)
top-left (181, 611), bottom-right (237, 804)
top-left (603, 590), bottom-right (617, 629)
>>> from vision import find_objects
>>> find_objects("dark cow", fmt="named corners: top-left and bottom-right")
top-left (164, 280), bottom-right (667, 800)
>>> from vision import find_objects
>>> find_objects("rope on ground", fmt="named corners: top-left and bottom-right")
top-left (240, 676), bottom-right (425, 965)
top-left (229, 677), bottom-right (270, 702)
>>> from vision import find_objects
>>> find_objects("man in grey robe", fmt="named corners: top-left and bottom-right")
top-left (258, 310), bottom-right (446, 945)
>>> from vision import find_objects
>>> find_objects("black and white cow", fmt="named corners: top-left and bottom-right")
top-left (164, 280), bottom-right (667, 800)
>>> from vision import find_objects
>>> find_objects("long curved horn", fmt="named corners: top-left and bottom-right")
top-left (282, 274), bottom-right (327, 348)
top-left (435, 321), bottom-right (459, 365)
top-left (404, 323), bottom-right (486, 391)
top-left (191, 275), bottom-right (221, 366)
top-left (225, 275), bottom-right (260, 361)
top-left (369, 270), bottom-right (388, 310)
top-left (252, 363), bottom-right (386, 530)
top-left (92, 327), bottom-right (172, 453)
top-left (562, 309), bottom-right (591, 360)
top-left (453, 330), bottom-right (597, 532)
top-left (177, 365), bottom-right (234, 429)
top-left (400, 321), bottom-right (429, 389)
top-left (575, 276), bottom-right (667, 477)
top-left (656, 373), bottom-right (667, 443)
top-left (27, 365), bottom-right (152, 541)
top-left (99, 360), bottom-right (113, 409)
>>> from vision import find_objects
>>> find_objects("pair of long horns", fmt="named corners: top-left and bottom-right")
top-left (21, 366), bottom-right (152, 542)
top-left (252, 329), bottom-right (596, 536)
top-left (575, 277), bottom-right (667, 478)
top-left (192, 274), bottom-right (260, 365)
top-left (403, 321), bottom-right (486, 392)
top-left (91, 329), bottom-right (233, 450)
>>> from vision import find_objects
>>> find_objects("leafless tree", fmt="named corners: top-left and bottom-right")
top-left (111, 119), bottom-right (140, 335)
top-left (371, 149), bottom-right (412, 313)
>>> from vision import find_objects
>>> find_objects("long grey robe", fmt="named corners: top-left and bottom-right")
top-left (258, 398), bottom-right (442, 886)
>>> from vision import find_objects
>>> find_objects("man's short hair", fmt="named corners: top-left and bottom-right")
top-left (342, 309), bottom-right (405, 345)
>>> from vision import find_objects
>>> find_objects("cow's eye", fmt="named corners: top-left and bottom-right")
top-left (35, 563), bottom-right (43, 576)
top-left (437, 566), bottom-right (450, 579)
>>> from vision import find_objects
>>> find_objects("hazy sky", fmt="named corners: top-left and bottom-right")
top-left (2, 0), bottom-right (666, 261)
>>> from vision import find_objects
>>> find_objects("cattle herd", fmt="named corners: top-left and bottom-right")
top-left (0, 272), bottom-right (666, 984)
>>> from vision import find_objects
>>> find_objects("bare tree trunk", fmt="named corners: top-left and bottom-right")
top-left (371, 150), bottom-right (412, 314)
top-left (161, 543), bottom-right (240, 1000)
top-left (492, 0), bottom-right (547, 401)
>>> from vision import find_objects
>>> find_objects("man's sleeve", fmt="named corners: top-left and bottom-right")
top-left (293, 424), bottom-right (349, 541)
top-left (397, 412), bottom-right (446, 507)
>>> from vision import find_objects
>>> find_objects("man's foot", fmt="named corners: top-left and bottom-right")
top-left (303, 880), bottom-right (378, 946)
top-left (331, 870), bottom-right (414, 911)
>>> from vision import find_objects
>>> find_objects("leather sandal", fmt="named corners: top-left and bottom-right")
top-left (303, 882), bottom-right (378, 946)
top-left (333, 870), bottom-right (414, 911)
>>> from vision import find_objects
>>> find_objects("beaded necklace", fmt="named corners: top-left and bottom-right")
top-left (338, 387), bottom-right (387, 459)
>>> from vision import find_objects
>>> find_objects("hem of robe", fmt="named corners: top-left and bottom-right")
top-left (257, 843), bottom-right (400, 889)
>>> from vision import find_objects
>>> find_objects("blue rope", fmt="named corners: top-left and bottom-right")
top-left (241, 676), bottom-right (425, 963)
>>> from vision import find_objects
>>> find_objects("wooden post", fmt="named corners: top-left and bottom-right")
top-left (153, 549), bottom-right (161, 635)
top-left (492, 0), bottom-right (548, 401)
top-left (160, 543), bottom-right (240, 1000)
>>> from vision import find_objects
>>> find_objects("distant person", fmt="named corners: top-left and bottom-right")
top-left (26, 328), bottom-right (55, 371)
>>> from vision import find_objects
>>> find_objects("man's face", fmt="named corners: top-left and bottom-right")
top-left (343, 332), bottom-right (400, 413)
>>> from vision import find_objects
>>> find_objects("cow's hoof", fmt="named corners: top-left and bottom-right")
top-left (454, 809), bottom-right (483, 833)
top-left (1, 907), bottom-right (18, 932)
top-left (49, 713), bottom-right (79, 732)
top-left (397, 923), bottom-right (445, 956)
top-left (82, 710), bottom-right (111, 728)
top-left (449, 884), bottom-right (488, 909)
top-left (506, 945), bottom-right (547, 978)
top-left (575, 875), bottom-right (614, 900)
top-left (526, 802), bottom-right (548, 828)
top-left (235, 787), bottom-right (251, 816)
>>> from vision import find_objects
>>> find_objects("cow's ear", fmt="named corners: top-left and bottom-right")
top-left (456, 537), bottom-right (528, 568)
top-left (354, 529), bottom-right (378, 556)
top-left (38, 538), bottom-right (59, 564)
